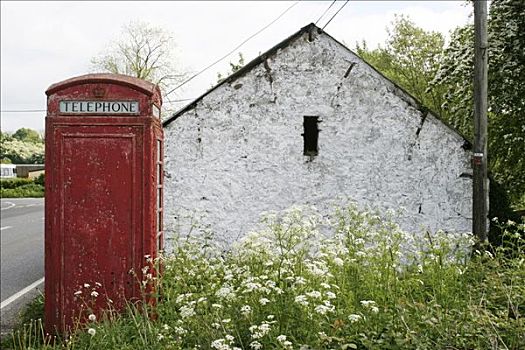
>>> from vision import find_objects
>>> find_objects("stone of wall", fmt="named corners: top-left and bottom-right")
top-left (163, 30), bottom-right (472, 246)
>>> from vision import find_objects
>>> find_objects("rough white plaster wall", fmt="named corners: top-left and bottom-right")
top-left (163, 30), bottom-right (472, 246)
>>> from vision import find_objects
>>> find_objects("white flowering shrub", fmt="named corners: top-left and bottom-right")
top-left (6, 205), bottom-right (524, 349)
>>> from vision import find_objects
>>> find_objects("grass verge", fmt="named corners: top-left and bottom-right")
top-left (4, 204), bottom-right (525, 349)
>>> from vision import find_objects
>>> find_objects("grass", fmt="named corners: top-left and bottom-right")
top-left (4, 204), bottom-right (525, 349)
top-left (1, 294), bottom-right (45, 350)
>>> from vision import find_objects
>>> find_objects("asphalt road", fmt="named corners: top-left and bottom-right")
top-left (1, 198), bottom-right (44, 304)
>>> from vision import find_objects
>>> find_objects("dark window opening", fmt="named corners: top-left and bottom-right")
top-left (303, 116), bottom-right (319, 156)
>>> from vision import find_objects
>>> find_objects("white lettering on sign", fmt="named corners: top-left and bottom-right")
top-left (59, 101), bottom-right (139, 115)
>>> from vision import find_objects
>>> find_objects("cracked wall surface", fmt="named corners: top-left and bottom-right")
top-left (163, 29), bottom-right (473, 246)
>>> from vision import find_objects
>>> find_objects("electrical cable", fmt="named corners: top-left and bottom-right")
top-left (1, 109), bottom-right (46, 113)
top-left (322, 0), bottom-right (349, 30)
top-left (315, 0), bottom-right (337, 25)
top-left (164, 1), bottom-right (299, 98)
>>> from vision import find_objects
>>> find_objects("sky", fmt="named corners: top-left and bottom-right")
top-left (0, 1), bottom-right (473, 133)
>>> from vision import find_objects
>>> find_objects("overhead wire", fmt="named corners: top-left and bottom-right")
top-left (315, 0), bottom-right (337, 25)
top-left (1, 109), bottom-right (46, 113)
top-left (164, 1), bottom-right (299, 99)
top-left (322, 0), bottom-right (350, 30)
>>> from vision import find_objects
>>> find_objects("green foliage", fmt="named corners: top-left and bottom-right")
top-left (356, 16), bottom-right (447, 118)
top-left (12, 128), bottom-right (43, 143)
top-left (0, 177), bottom-right (34, 189)
top-left (433, 0), bottom-right (525, 207)
top-left (0, 178), bottom-right (44, 198)
top-left (0, 183), bottom-right (44, 198)
top-left (0, 128), bottom-right (45, 164)
top-left (0, 294), bottom-right (46, 350)
top-left (6, 205), bottom-right (525, 349)
top-left (34, 173), bottom-right (45, 186)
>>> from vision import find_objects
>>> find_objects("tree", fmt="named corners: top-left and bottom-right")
top-left (356, 16), bottom-right (447, 118)
top-left (433, 0), bottom-right (525, 207)
top-left (0, 138), bottom-right (44, 164)
top-left (91, 21), bottom-right (186, 95)
top-left (12, 127), bottom-right (42, 143)
top-left (0, 128), bottom-right (44, 164)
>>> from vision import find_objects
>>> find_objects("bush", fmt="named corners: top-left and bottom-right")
top-left (1, 183), bottom-right (44, 198)
top-left (1, 176), bottom-right (45, 198)
top-left (6, 205), bottom-right (525, 349)
top-left (34, 173), bottom-right (45, 186)
top-left (0, 177), bottom-right (34, 189)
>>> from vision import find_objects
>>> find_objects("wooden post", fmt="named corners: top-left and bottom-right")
top-left (473, 0), bottom-right (488, 242)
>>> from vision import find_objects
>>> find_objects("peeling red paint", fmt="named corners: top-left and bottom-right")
top-left (45, 73), bottom-right (163, 334)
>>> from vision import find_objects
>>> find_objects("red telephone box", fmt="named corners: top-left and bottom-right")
top-left (44, 73), bottom-right (163, 333)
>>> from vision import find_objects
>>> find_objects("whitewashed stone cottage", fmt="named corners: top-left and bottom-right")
top-left (162, 23), bottom-right (473, 245)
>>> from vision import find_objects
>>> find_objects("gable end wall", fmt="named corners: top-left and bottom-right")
top-left (163, 30), bottom-right (473, 245)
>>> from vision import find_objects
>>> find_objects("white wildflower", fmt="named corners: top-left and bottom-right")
top-left (251, 322), bottom-right (271, 339)
top-left (325, 291), bottom-right (336, 299)
top-left (212, 303), bottom-right (223, 309)
top-left (348, 314), bottom-right (362, 323)
top-left (179, 305), bottom-right (196, 319)
top-left (87, 328), bottom-right (96, 336)
top-left (225, 334), bottom-right (235, 342)
top-left (355, 238), bottom-right (365, 245)
top-left (371, 306), bottom-right (379, 314)
top-left (294, 276), bottom-right (307, 286)
top-left (211, 323), bottom-right (221, 329)
top-left (259, 323), bottom-right (271, 334)
top-left (222, 318), bottom-right (231, 323)
top-left (250, 341), bottom-right (262, 350)
top-left (314, 304), bottom-right (334, 315)
top-left (90, 291), bottom-right (99, 298)
top-left (241, 305), bottom-right (252, 316)
top-left (74, 290), bottom-right (82, 296)
top-left (294, 295), bottom-right (309, 306)
top-left (176, 293), bottom-right (192, 304)
top-left (211, 339), bottom-right (229, 350)
top-left (277, 335), bottom-right (293, 349)
top-left (306, 290), bottom-right (322, 299)
top-left (88, 314), bottom-right (96, 322)
top-left (216, 286), bottom-right (235, 300)
top-left (360, 300), bottom-right (376, 308)
top-left (157, 333), bottom-right (164, 341)
top-left (244, 282), bottom-right (262, 293)
top-left (320, 283), bottom-right (331, 289)
top-left (174, 326), bottom-right (187, 335)
top-left (259, 297), bottom-right (270, 305)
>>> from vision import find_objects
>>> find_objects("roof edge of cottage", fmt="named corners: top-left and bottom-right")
top-left (162, 23), bottom-right (472, 149)
top-left (318, 26), bottom-right (473, 149)
top-left (162, 23), bottom-right (317, 127)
